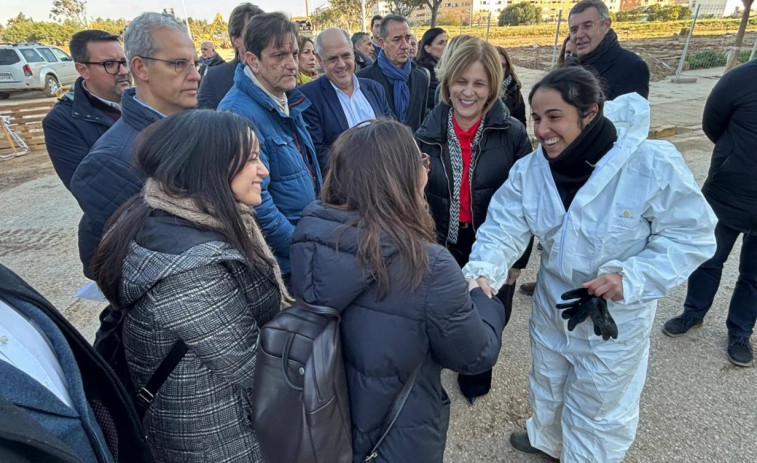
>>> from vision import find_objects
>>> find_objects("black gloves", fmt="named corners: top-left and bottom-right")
top-left (556, 288), bottom-right (618, 341)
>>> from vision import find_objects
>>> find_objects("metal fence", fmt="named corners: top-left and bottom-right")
top-left (409, 12), bottom-right (757, 82)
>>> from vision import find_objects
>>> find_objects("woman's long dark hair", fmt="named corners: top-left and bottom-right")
top-left (322, 119), bottom-right (436, 299)
top-left (92, 110), bottom-right (263, 306)
top-left (416, 27), bottom-right (446, 68)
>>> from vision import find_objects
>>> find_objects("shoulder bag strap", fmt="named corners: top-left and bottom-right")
top-left (364, 359), bottom-right (424, 463)
top-left (135, 340), bottom-right (188, 419)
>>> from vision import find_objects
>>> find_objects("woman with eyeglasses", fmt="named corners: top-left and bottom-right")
top-left (416, 38), bottom-right (532, 404)
top-left (289, 119), bottom-right (508, 462)
top-left (296, 36), bottom-right (318, 86)
top-left (92, 110), bottom-right (291, 462)
top-left (463, 66), bottom-right (715, 461)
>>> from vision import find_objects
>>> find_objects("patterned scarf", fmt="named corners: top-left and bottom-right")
top-left (142, 179), bottom-right (293, 307)
top-left (445, 109), bottom-right (485, 244)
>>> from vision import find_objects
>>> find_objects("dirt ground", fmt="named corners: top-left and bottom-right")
top-left (0, 149), bottom-right (55, 192)
top-left (1, 60), bottom-right (755, 462)
top-left (507, 33), bottom-right (757, 81)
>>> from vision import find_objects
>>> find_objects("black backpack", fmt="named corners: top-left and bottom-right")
top-left (252, 300), bottom-right (421, 463)
top-left (93, 304), bottom-right (187, 419)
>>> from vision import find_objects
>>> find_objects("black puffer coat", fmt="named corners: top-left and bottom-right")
top-left (415, 100), bottom-right (531, 247)
top-left (501, 78), bottom-right (526, 127)
top-left (290, 202), bottom-right (507, 463)
top-left (701, 58), bottom-right (757, 232)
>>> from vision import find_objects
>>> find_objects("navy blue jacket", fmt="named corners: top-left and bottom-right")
top-left (0, 264), bottom-right (155, 463)
top-left (290, 202), bottom-right (506, 463)
top-left (299, 75), bottom-right (392, 171)
top-left (701, 59), bottom-right (757, 233)
top-left (197, 58), bottom-right (238, 110)
top-left (70, 88), bottom-right (162, 278)
top-left (218, 63), bottom-right (322, 275)
top-left (42, 78), bottom-right (117, 190)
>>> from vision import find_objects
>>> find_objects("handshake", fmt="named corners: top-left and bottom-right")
top-left (556, 288), bottom-right (618, 341)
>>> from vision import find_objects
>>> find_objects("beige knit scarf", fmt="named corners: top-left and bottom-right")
top-left (142, 179), bottom-right (293, 307)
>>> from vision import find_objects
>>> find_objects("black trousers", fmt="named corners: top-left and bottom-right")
top-left (683, 222), bottom-right (757, 337)
top-left (448, 225), bottom-right (514, 398)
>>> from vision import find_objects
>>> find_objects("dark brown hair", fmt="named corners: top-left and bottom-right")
top-left (322, 119), bottom-right (436, 299)
top-left (244, 12), bottom-right (297, 59)
top-left (91, 110), bottom-right (265, 306)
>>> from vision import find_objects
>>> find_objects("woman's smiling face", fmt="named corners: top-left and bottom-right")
top-left (530, 87), bottom-right (597, 158)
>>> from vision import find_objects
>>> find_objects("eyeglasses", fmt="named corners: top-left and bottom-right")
top-left (137, 56), bottom-right (200, 75)
top-left (421, 153), bottom-right (431, 172)
top-left (80, 59), bottom-right (128, 75)
top-left (569, 20), bottom-right (603, 35)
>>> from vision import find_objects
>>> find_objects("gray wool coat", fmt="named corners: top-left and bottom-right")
top-left (119, 213), bottom-right (281, 462)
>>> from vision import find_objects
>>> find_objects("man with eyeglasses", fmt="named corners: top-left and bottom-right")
top-left (70, 12), bottom-right (200, 279)
top-left (567, 0), bottom-right (649, 100)
top-left (218, 12), bottom-right (321, 285)
top-left (43, 29), bottom-right (131, 191)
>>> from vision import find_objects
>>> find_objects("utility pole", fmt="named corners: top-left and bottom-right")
top-left (361, 0), bottom-right (366, 32)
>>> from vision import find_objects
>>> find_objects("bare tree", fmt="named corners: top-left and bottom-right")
top-left (725, 0), bottom-right (754, 72)
top-left (422, 0), bottom-right (444, 26)
top-left (388, 0), bottom-right (425, 18)
top-left (50, 0), bottom-right (89, 27)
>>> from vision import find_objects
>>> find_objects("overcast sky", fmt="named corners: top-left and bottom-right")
top-left (1, 0), bottom-right (328, 24)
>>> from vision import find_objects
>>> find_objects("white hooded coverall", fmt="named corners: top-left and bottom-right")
top-left (463, 94), bottom-right (716, 462)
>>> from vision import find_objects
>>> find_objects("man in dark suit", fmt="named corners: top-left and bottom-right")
top-left (356, 15), bottom-right (429, 132)
top-left (197, 3), bottom-right (263, 109)
top-left (300, 28), bottom-right (392, 172)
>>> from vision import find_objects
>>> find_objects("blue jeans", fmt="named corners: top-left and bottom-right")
top-left (683, 222), bottom-right (757, 337)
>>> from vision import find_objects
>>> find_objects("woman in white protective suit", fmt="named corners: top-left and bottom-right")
top-left (462, 66), bottom-right (717, 462)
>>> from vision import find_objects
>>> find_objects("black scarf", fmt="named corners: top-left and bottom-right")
top-left (577, 29), bottom-right (619, 68)
top-left (545, 114), bottom-right (617, 211)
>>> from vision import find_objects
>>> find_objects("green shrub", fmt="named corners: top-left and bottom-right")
top-left (687, 49), bottom-right (753, 69)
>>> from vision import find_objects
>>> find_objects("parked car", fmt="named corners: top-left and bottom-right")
top-left (0, 43), bottom-right (78, 99)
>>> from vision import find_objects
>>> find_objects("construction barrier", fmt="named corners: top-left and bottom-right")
top-left (0, 100), bottom-right (55, 158)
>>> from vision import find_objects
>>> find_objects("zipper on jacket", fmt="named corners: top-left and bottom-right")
top-left (469, 125), bottom-right (506, 231)
top-left (544, 158), bottom-right (570, 275)
top-left (418, 137), bottom-right (453, 245)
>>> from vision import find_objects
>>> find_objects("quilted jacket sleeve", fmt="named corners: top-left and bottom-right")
top-left (70, 151), bottom-right (144, 275)
top-left (150, 264), bottom-right (261, 386)
top-left (425, 248), bottom-right (506, 376)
